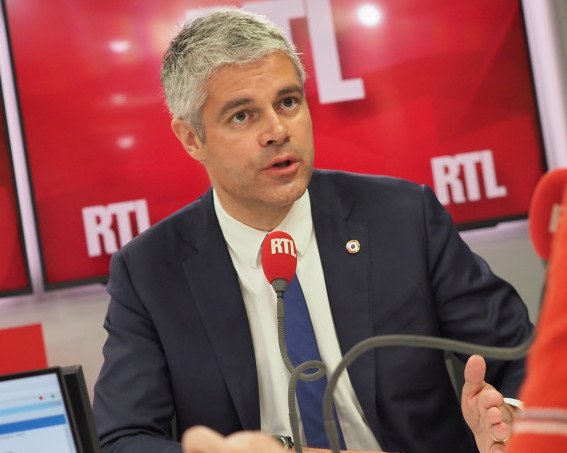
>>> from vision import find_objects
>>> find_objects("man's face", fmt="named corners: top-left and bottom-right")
top-left (173, 51), bottom-right (314, 229)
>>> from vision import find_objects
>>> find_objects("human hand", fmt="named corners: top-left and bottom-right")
top-left (303, 449), bottom-right (383, 453)
top-left (182, 426), bottom-right (285, 453)
top-left (302, 447), bottom-right (386, 453)
top-left (461, 355), bottom-right (515, 453)
top-left (182, 426), bottom-right (384, 453)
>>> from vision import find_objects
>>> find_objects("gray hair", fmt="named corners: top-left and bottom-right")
top-left (161, 7), bottom-right (305, 141)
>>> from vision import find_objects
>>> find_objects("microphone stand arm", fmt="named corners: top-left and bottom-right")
top-left (322, 333), bottom-right (535, 453)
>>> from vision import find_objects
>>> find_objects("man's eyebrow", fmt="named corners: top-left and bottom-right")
top-left (216, 85), bottom-right (305, 120)
top-left (218, 98), bottom-right (253, 120)
top-left (277, 85), bottom-right (304, 98)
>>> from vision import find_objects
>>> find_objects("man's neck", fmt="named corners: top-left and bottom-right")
top-left (214, 196), bottom-right (294, 232)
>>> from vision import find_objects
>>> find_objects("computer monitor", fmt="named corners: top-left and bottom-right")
top-left (61, 366), bottom-right (101, 453)
top-left (0, 367), bottom-right (83, 452)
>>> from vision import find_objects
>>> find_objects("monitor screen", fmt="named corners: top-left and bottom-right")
top-left (0, 368), bottom-right (82, 453)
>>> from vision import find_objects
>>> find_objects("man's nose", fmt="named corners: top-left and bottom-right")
top-left (259, 112), bottom-right (290, 147)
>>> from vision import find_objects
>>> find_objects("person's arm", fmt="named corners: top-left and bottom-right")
top-left (181, 426), bottom-right (382, 453)
top-left (182, 426), bottom-right (283, 453)
top-left (93, 251), bottom-right (182, 453)
top-left (418, 185), bottom-right (533, 452)
top-left (420, 184), bottom-right (533, 395)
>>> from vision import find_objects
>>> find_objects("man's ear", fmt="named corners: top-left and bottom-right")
top-left (171, 119), bottom-right (205, 162)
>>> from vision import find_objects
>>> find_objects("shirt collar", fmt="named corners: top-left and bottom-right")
top-left (213, 189), bottom-right (313, 268)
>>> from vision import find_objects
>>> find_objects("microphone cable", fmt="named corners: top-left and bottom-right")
top-left (322, 332), bottom-right (535, 453)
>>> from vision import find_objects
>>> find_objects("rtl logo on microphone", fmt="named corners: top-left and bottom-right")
top-left (549, 203), bottom-right (563, 234)
top-left (270, 237), bottom-right (297, 257)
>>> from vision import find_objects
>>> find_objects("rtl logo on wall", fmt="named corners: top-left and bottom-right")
top-left (431, 150), bottom-right (507, 205)
top-left (82, 200), bottom-right (150, 257)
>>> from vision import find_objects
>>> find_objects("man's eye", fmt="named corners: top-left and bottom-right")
top-left (232, 111), bottom-right (249, 123)
top-left (281, 97), bottom-right (297, 109)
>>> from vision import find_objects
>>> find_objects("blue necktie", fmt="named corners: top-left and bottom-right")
top-left (284, 274), bottom-right (346, 449)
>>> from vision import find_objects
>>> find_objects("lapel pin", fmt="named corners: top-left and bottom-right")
top-left (346, 239), bottom-right (361, 254)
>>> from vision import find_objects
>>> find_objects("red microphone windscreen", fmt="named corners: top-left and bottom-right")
top-left (261, 231), bottom-right (297, 285)
top-left (529, 168), bottom-right (567, 261)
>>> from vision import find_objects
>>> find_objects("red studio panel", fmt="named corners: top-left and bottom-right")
top-left (2, 0), bottom-right (546, 288)
top-left (0, 324), bottom-right (47, 374)
top-left (0, 94), bottom-right (29, 296)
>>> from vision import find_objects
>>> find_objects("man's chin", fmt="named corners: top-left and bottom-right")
top-left (277, 182), bottom-right (309, 205)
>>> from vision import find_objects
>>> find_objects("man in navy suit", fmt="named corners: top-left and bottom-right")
top-left (93, 8), bottom-right (532, 453)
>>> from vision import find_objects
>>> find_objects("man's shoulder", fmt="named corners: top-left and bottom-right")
top-left (310, 169), bottom-right (424, 200)
top-left (120, 189), bottom-right (214, 257)
top-left (307, 169), bottom-right (443, 225)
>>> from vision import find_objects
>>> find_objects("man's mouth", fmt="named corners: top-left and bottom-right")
top-left (272, 160), bottom-right (293, 168)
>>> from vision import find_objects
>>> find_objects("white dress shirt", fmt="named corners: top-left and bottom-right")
top-left (214, 189), bottom-right (381, 450)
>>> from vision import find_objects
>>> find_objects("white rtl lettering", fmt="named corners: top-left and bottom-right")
top-left (282, 238), bottom-right (291, 254)
top-left (244, 0), bottom-right (305, 40)
top-left (82, 199), bottom-right (150, 257)
top-left (431, 150), bottom-right (507, 205)
top-left (82, 206), bottom-right (117, 257)
top-left (109, 201), bottom-right (135, 247)
top-left (271, 238), bottom-right (284, 254)
top-left (479, 150), bottom-right (507, 199)
top-left (133, 199), bottom-right (151, 233)
top-left (456, 151), bottom-right (483, 202)
top-left (270, 237), bottom-right (297, 256)
top-left (304, 0), bottom-right (365, 103)
top-left (186, 1), bottom-right (304, 43)
top-left (188, 0), bottom-right (366, 105)
top-left (431, 156), bottom-right (466, 205)
top-left (549, 203), bottom-right (563, 233)
top-left (289, 240), bottom-right (297, 257)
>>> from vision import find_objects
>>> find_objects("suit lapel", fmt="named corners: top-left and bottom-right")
top-left (310, 174), bottom-right (380, 435)
top-left (180, 192), bottom-right (260, 430)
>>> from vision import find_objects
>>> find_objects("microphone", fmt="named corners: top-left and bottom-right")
top-left (529, 168), bottom-right (567, 261)
top-left (261, 231), bottom-right (327, 453)
top-left (261, 231), bottom-right (297, 293)
top-left (261, 230), bottom-right (306, 373)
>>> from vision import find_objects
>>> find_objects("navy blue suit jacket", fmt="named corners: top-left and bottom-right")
top-left (93, 170), bottom-right (533, 453)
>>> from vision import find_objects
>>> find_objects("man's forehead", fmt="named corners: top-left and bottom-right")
top-left (209, 52), bottom-right (300, 86)
top-left (204, 53), bottom-right (303, 109)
